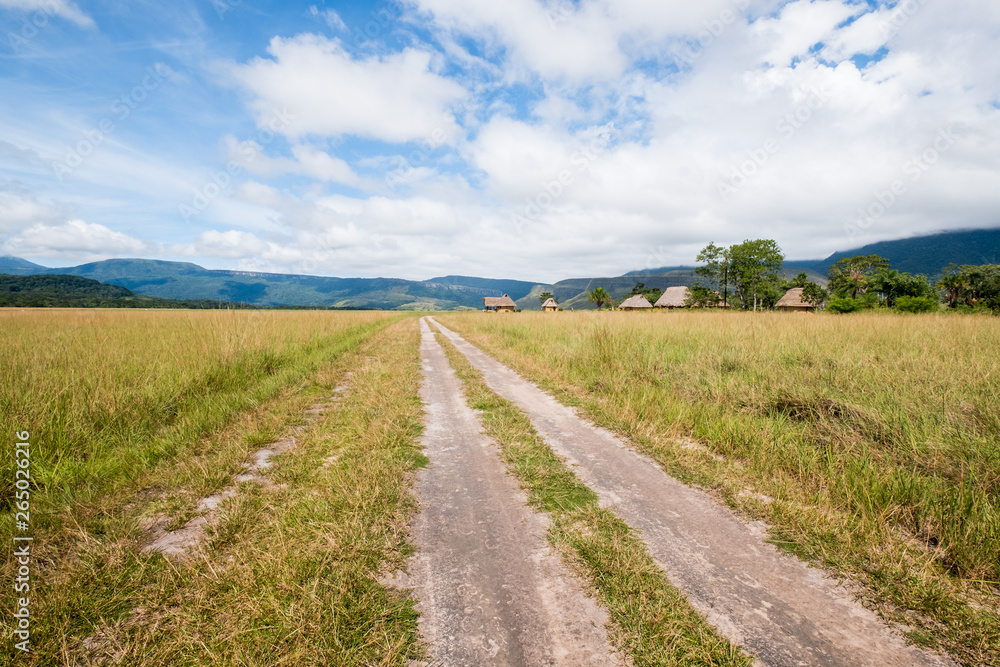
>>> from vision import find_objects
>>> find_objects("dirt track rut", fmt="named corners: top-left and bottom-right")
top-left (394, 318), bottom-right (620, 666)
top-left (429, 317), bottom-right (953, 667)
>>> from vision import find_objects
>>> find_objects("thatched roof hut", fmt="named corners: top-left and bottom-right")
top-left (483, 294), bottom-right (517, 313)
top-left (654, 286), bottom-right (690, 309)
top-left (775, 287), bottom-right (815, 312)
top-left (541, 298), bottom-right (558, 312)
top-left (618, 294), bottom-right (653, 311)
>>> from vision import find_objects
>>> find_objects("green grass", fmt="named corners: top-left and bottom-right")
top-left (1, 311), bottom-right (429, 665)
top-left (438, 310), bottom-right (1000, 666)
top-left (432, 324), bottom-right (752, 666)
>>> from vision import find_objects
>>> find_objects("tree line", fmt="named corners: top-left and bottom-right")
top-left (0, 274), bottom-right (254, 309)
top-left (568, 240), bottom-right (1000, 313)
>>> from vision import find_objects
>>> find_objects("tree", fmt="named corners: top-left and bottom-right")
top-left (801, 282), bottom-right (829, 307)
top-left (694, 242), bottom-right (731, 307)
top-left (938, 264), bottom-right (1000, 311)
top-left (685, 285), bottom-right (721, 308)
top-left (726, 239), bottom-right (785, 311)
top-left (588, 287), bottom-right (611, 310)
top-left (780, 271), bottom-right (829, 308)
top-left (827, 254), bottom-right (890, 299)
top-left (694, 240), bottom-right (785, 310)
top-left (937, 265), bottom-right (968, 308)
top-left (783, 272), bottom-right (811, 290)
top-left (869, 268), bottom-right (936, 307)
top-left (538, 291), bottom-right (556, 304)
top-left (753, 276), bottom-right (785, 310)
top-left (625, 282), bottom-right (663, 304)
top-left (975, 265), bottom-right (1000, 311)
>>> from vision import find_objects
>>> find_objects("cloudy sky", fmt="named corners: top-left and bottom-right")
top-left (1, 0), bottom-right (998, 281)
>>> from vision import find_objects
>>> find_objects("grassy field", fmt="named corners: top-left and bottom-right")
top-left (5, 307), bottom-right (998, 665)
top-left (437, 310), bottom-right (1000, 665)
top-left (1, 310), bottom-right (429, 664)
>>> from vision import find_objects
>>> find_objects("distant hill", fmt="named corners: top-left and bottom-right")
top-left (5, 228), bottom-right (996, 310)
top-left (0, 258), bottom-right (538, 310)
top-left (789, 228), bottom-right (1000, 278)
top-left (424, 275), bottom-right (539, 298)
top-left (0, 274), bottom-right (247, 309)
top-left (0, 256), bottom-right (47, 275)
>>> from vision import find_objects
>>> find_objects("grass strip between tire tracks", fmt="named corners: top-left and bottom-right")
top-left (433, 325), bottom-right (753, 667)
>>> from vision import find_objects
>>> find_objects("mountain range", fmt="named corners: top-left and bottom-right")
top-left (2, 228), bottom-right (998, 310)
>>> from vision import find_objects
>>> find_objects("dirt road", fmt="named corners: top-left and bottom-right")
top-left (394, 319), bottom-right (621, 666)
top-left (429, 317), bottom-right (952, 667)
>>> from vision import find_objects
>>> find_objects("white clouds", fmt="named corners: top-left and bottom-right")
top-left (0, 189), bottom-right (59, 233)
top-left (291, 145), bottom-right (360, 185)
top-left (820, 9), bottom-right (894, 62)
top-left (230, 34), bottom-right (467, 143)
top-left (179, 230), bottom-right (270, 259)
top-left (751, 1), bottom-right (859, 67)
top-left (0, 220), bottom-right (147, 260)
top-left (235, 181), bottom-right (284, 209)
top-left (309, 6), bottom-right (347, 32)
top-left (223, 135), bottom-right (364, 187)
top-left (408, 0), bottom-right (759, 82)
top-left (436, 0), bottom-right (1000, 269)
top-left (4, 1), bottom-right (1000, 283)
top-left (0, 0), bottom-right (95, 28)
top-left (469, 117), bottom-right (581, 199)
top-left (417, 0), bottom-right (626, 81)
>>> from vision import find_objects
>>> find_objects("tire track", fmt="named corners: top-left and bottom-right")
top-left (429, 317), bottom-right (953, 667)
top-left (391, 318), bottom-right (620, 666)
top-left (142, 374), bottom-right (354, 559)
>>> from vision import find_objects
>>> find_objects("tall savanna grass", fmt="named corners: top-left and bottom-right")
top-left (440, 310), bottom-right (1000, 661)
top-left (1, 310), bottom-right (426, 664)
top-left (0, 309), bottom-right (395, 524)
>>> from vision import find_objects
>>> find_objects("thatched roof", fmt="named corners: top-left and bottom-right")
top-left (618, 294), bottom-right (653, 309)
top-left (541, 298), bottom-right (558, 309)
top-left (483, 294), bottom-right (517, 308)
top-left (654, 286), bottom-right (690, 308)
top-left (775, 287), bottom-right (812, 309)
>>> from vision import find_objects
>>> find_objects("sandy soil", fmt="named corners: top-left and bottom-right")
top-left (430, 317), bottom-right (953, 667)
top-left (389, 319), bottom-right (622, 666)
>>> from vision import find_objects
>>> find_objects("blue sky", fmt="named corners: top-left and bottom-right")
top-left (1, 0), bottom-right (999, 281)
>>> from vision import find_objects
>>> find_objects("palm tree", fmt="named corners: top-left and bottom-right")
top-left (588, 287), bottom-right (611, 310)
top-left (937, 272), bottom-right (968, 308)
